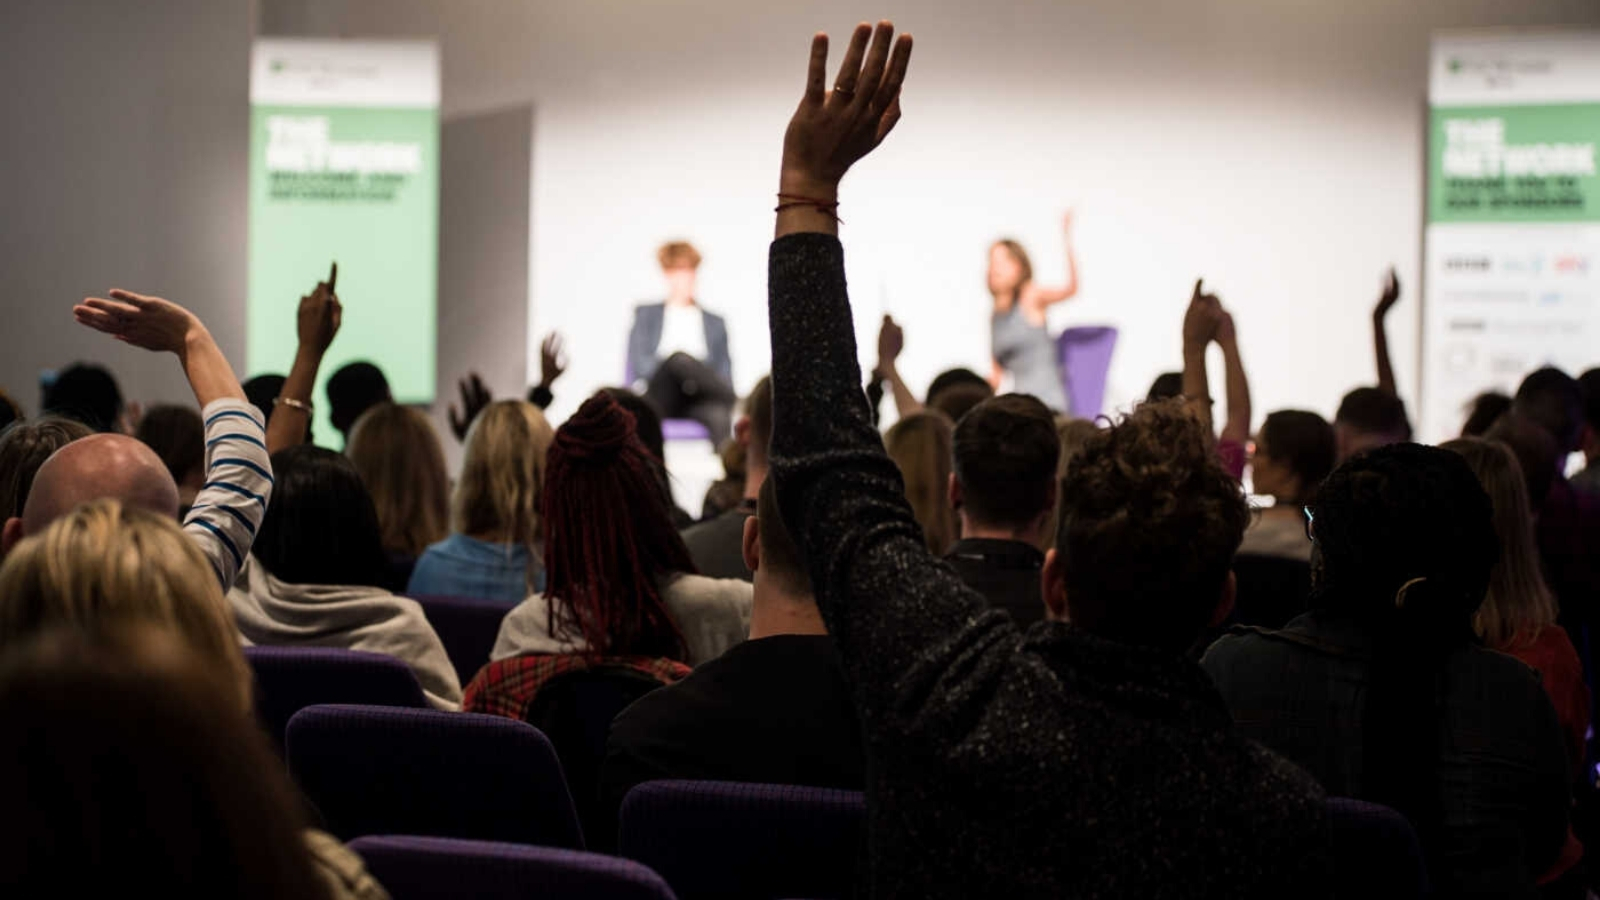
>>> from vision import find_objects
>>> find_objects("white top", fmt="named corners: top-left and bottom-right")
top-left (657, 303), bottom-right (708, 362)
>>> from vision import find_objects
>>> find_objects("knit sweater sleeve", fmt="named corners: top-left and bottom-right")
top-left (766, 233), bottom-right (1017, 717)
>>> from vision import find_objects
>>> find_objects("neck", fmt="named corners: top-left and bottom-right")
top-left (960, 513), bottom-right (1043, 547)
top-left (665, 294), bottom-right (695, 308)
top-left (742, 460), bottom-right (769, 501)
top-left (748, 590), bottom-right (827, 640)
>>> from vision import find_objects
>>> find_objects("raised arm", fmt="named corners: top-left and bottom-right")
top-left (1373, 267), bottom-right (1400, 396)
top-left (874, 315), bottom-right (923, 417)
top-left (268, 266), bottom-right (342, 453)
top-left (1181, 279), bottom-right (1222, 438)
top-left (1023, 210), bottom-right (1079, 309)
top-left (1216, 310), bottom-right (1252, 448)
top-left (526, 332), bottom-right (567, 411)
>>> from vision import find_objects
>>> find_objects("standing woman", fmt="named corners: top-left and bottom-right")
top-left (988, 213), bottom-right (1079, 413)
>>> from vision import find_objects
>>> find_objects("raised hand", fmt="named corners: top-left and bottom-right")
top-left (448, 372), bottom-right (493, 441)
top-left (1216, 310), bottom-right (1237, 347)
top-left (1374, 267), bottom-right (1400, 320)
top-left (1182, 279), bottom-right (1223, 353)
top-left (298, 262), bottom-right (343, 356)
top-left (539, 332), bottom-right (568, 388)
top-left (75, 289), bottom-right (204, 355)
top-left (780, 22), bottom-right (913, 196)
top-left (876, 315), bottom-right (904, 369)
top-left (1062, 209), bottom-right (1075, 233)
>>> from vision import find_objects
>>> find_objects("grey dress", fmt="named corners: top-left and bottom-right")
top-left (992, 305), bottom-right (1069, 412)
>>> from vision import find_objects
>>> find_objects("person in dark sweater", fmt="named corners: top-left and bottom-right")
top-left (763, 22), bottom-right (1325, 898)
top-left (943, 394), bottom-right (1059, 626)
top-left (603, 475), bottom-right (862, 817)
top-left (681, 376), bottom-right (773, 581)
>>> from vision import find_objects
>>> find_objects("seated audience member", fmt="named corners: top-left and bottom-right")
top-left (628, 241), bottom-right (737, 443)
top-left (0, 390), bottom-right (19, 431)
top-left (868, 315), bottom-right (995, 423)
top-left (944, 394), bottom-right (1060, 625)
top-left (884, 410), bottom-right (956, 555)
top-left (0, 500), bottom-right (388, 900)
top-left (346, 403), bottom-right (450, 590)
top-left (1576, 367), bottom-right (1600, 494)
top-left (1241, 410), bottom-right (1335, 561)
top-left (231, 445), bottom-right (461, 710)
top-left (1333, 387), bottom-right (1411, 462)
top-left (764, 26), bottom-right (1323, 896)
top-left (0, 628), bottom-right (349, 900)
top-left (482, 393), bottom-right (750, 680)
top-left (0, 417), bottom-right (92, 521)
top-left (135, 404), bottom-right (205, 515)
top-left (3, 290), bottom-right (274, 593)
top-left (1146, 370), bottom-right (1182, 401)
top-left (603, 387), bottom-right (695, 528)
top-left (42, 362), bottom-right (123, 432)
top-left (1203, 444), bottom-right (1571, 896)
top-left (243, 374), bottom-right (287, 424)
top-left (700, 435), bottom-right (747, 520)
top-left (682, 376), bottom-right (772, 581)
top-left (408, 400), bottom-right (553, 602)
top-left (927, 382), bottom-right (992, 424)
top-left (262, 274), bottom-right (342, 453)
top-left (524, 332), bottom-right (569, 411)
top-left (603, 476), bottom-right (863, 816)
top-left (327, 361), bottom-right (391, 445)
top-left (1462, 390), bottom-right (1512, 438)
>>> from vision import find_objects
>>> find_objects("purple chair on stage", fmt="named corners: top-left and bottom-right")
top-left (623, 358), bottom-right (712, 444)
top-left (1055, 326), bottom-right (1118, 419)
top-left (244, 646), bottom-right (428, 749)
top-left (348, 836), bottom-right (678, 900)
top-left (617, 780), bottom-right (865, 900)
top-left (410, 594), bottom-right (513, 685)
top-left (286, 704), bottom-right (584, 849)
top-left (1327, 798), bottom-right (1429, 898)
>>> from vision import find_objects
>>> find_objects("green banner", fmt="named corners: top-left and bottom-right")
top-left (1428, 103), bottom-right (1600, 224)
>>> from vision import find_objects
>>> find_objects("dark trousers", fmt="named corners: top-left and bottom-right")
top-left (644, 352), bottom-right (736, 444)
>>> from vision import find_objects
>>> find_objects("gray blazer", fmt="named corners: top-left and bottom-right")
top-left (627, 303), bottom-right (732, 386)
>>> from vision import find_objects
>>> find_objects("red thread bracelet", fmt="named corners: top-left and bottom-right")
top-left (775, 193), bottom-right (841, 222)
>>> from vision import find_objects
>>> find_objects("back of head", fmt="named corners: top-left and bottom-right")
top-left (0, 499), bottom-right (251, 711)
top-left (0, 390), bottom-right (19, 432)
top-left (924, 368), bottom-right (991, 407)
top-left (325, 362), bottom-right (391, 437)
top-left (1258, 410), bottom-right (1336, 504)
top-left (1486, 412), bottom-right (1560, 510)
top-left (0, 417), bottom-right (92, 521)
top-left (1056, 419), bottom-right (1099, 476)
top-left (744, 375), bottom-right (774, 467)
top-left (1146, 371), bottom-right (1183, 403)
top-left (1580, 368), bottom-right (1600, 439)
top-left (755, 476), bottom-right (811, 597)
top-left (252, 445), bottom-right (389, 588)
top-left (0, 627), bottom-right (329, 899)
top-left (929, 383), bottom-right (995, 424)
top-left (1056, 400), bottom-right (1249, 652)
top-left (135, 405), bottom-right (205, 486)
top-left (348, 403), bottom-right (450, 558)
top-left (1334, 387), bottom-right (1412, 457)
top-left (21, 433), bottom-right (180, 535)
top-left (455, 400), bottom-right (553, 553)
top-left (1514, 366), bottom-right (1583, 452)
top-left (242, 374), bottom-right (286, 424)
top-left (952, 394), bottom-right (1060, 531)
top-left (1460, 391), bottom-right (1512, 438)
top-left (544, 392), bottom-right (693, 660)
top-left (602, 388), bottom-right (666, 461)
top-left (42, 363), bottom-right (123, 433)
top-left (1440, 437), bottom-right (1556, 648)
top-left (884, 410), bottom-right (956, 555)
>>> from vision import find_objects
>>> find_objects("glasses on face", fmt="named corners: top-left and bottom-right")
top-left (1303, 506), bottom-right (1316, 542)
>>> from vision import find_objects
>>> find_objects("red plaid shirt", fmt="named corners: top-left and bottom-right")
top-left (464, 653), bottom-right (692, 720)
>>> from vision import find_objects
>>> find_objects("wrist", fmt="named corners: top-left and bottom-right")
top-left (778, 171), bottom-right (839, 201)
top-left (294, 344), bottom-right (327, 365)
top-left (1182, 342), bottom-right (1208, 359)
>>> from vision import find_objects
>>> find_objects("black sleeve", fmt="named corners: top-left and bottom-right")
top-left (527, 384), bottom-right (554, 410)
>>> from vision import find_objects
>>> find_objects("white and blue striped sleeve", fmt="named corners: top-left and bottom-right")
top-left (184, 399), bottom-right (274, 591)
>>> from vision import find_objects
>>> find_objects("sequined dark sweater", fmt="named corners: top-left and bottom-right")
top-left (767, 232), bottom-right (1328, 898)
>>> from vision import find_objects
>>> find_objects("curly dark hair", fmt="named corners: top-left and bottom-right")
top-left (1055, 399), bottom-right (1250, 652)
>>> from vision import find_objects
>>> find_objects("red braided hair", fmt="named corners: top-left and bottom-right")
top-left (542, 392), bottom-right (694, 661)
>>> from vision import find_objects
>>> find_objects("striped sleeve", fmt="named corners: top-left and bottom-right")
top-left (184, 399), bottom-right (274, 591)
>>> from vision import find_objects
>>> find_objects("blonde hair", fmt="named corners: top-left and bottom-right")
top-left (1442, 437), bottom-right (1558, 648)
top-left (885, 411), bottom-right (956, 555)
top-left (347, 403), bottom-right (450, 557)
top-left (657, 241), bottom-right (702, 270)
top-left (0, 499), bottom-right (252, 712)
top-left (455, 401), bottom-right (554, 580)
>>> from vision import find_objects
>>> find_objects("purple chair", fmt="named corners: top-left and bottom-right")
top-left (1327, 798), bottom-right (1429, 898)
top-left (286, 704), bottom-right (584, 849)
top-left (1055, 326), bottom-right (1118, 419)
top-left (244, 646), bottom-right (427, 749)
top-left (623, 357), bottom-right (712, 443)
top-left (618, 780), bottom-right (865, 900)
top-left (410, 594), bottom-right (513, 685)
top-left (349, 836), bottom-right (678, 900)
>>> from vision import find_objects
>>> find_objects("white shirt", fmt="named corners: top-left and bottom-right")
top-left (657, 303), bottom-right (708, 362)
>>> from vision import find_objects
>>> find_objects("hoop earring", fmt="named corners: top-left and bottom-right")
top-left (1394, 576), bottom-right (1427, 609)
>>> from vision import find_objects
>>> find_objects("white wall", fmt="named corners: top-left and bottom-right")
top-left (318, 0), bottom-right (1600, 434)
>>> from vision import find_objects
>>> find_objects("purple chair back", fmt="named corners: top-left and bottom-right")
top-left (349, 836), bottom-right (677, 900)
top-left (411, 594), bottom-right (513, 685)
top-left (244, 646), bottom-right (427, 749)
top-left (618, 780), bottom-right (865, 900)
top-left (623, 356), bottom-right (711, 442)
top-left (1327, 798), bottom-right (1429, 898)
top-left (1054, 326), bottom-right (1118, 419)
top-left (286, 704), bottom-right (584, 849)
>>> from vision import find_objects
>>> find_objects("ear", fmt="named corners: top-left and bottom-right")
top-left (1209, 570), bottom-right (1238, 628)
top-left (948, 472), bottom-right (962, 511)
top-left (741, 514), bottom-right (761, 574)
top-left (734, 415), bottom-right (753, 449)
top-left (1041, 548), bottom-right (1069, 621)
top-left (1, 517), bottom-right (23, 558)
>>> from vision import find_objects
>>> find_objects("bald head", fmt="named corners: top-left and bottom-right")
top-left (21, 435), bottom-right (180, 535)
